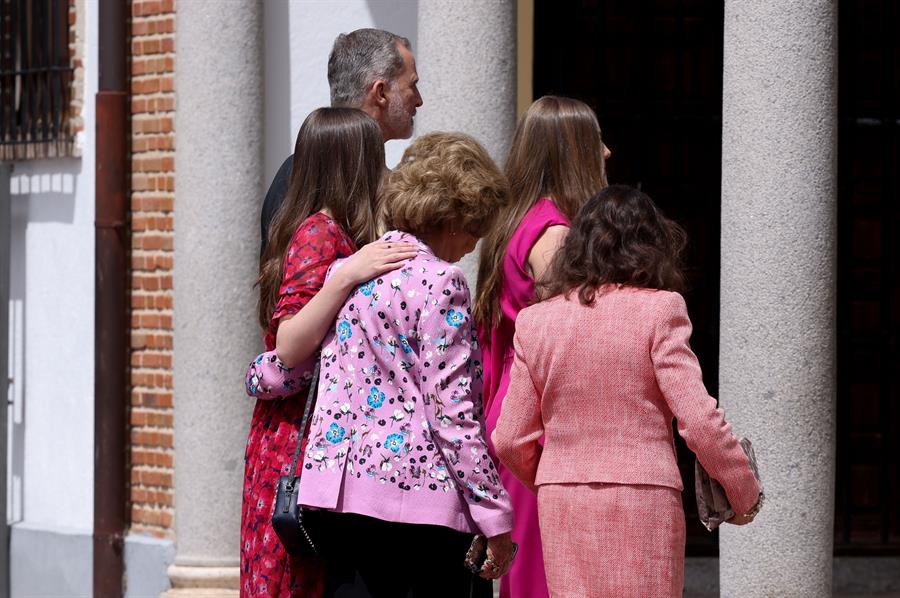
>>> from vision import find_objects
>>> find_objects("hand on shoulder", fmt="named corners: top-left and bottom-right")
top-left (332, 240), bottom-right (418, 289)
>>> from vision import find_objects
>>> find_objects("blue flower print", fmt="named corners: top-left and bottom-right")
top-left (445, 309), bottom-right (465, 328)
top-left (337, 320), bottom-right (352, 342)
top-left (325, 422), bottom-right (346, 444)
top-left (367, 387), bottom-right (386, 408)
top-left (385, 433), bottom-right (405, 454)
top-left (398, 334), bottom-right (413, 354)
top-left (359, 280), bottom-right (376, 296)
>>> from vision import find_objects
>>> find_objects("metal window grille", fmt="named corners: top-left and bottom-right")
top-left (0, 0), bottom-right (75, 160)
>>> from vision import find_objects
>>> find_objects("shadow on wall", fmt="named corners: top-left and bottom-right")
top-left (7, 192), bottom-right (26, 525)
top-left (367, 0), bottom-right (419, 52)
top-left (264, 0), bottom-right (291, 187)
top-left (8, 159), bottom-right (81, 224)
top-left (5, 157), bottom-right (81, 524)
top-left (367, 0), bottom-right (419, 167)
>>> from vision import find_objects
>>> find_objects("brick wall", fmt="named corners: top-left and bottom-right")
top-left (128, 0), bottom-right (176, 538)
top-left (69, 0), bottom-right (85, 150)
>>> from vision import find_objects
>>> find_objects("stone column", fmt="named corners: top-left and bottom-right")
top-left (718, 2), bottom-right (837, 597)
top-left (416, 0), bottom-right (517, 283)
top-left (166, 2), bottom-right (262, 595)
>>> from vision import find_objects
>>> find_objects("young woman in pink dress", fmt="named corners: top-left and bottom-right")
top-left (473, 95), bottom-right (611, 598)
top-left (493, 185), bottom-right (763, 597)
top-left (242, 107), bottom-right (417, 597)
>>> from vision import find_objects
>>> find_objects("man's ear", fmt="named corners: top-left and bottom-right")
top-left (370, 79), bottom-right (389, 108)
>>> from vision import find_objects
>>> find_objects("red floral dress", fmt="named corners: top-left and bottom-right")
top-left (241, 212), bottom-right (356, 597)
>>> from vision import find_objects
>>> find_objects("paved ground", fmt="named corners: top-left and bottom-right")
top-left (688, 595), bottom-right (900, 598)
top-left (493, 587), bottom-right (900, 597)
top-left (725, 596), bottom-right (899, 598)
top-left (694, 596), bottom-right (900, 598)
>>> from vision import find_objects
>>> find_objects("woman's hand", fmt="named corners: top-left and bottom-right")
top-left (274, 240), bottom-right (417, 367)
top-left (333, 240), bottom-right (418, 288)
top-left (727, 512), bottom-right (755, 525)
top-left (480, 532), bottom-right (516, 580)
top-left (727, 492), bottom-right (764, 526)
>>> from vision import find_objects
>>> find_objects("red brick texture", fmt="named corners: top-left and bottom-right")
top-left (128, 0), bottom-right (176, 539)
top-left (68, 0), bottom-right (84, 146)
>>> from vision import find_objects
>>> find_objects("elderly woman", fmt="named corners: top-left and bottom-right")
top-left (297, 132), bottom-right (515, 598)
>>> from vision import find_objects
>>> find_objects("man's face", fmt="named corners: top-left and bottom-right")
top-left (382, 44), bottom-right (422, 140)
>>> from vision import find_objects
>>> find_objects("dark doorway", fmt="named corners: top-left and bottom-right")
top-left (533, 0), bottom-right (900, 558)
top-left (835, 0), bottom-right (900, 555)
top-left (534, 0), bottom-right (725, 555)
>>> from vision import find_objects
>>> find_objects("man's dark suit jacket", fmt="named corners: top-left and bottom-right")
top-left (260, 155), bottom-right (293, 257)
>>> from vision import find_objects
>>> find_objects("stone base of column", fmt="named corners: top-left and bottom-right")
top-left (163, 591), bottom-right (238, 598)
top-left (161, 564), bottom-right (239, 597)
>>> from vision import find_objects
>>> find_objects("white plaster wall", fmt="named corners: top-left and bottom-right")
top-left (7, 0), bottom-right (97, 532)
top-left (264, 0), bottom-right (419, 185)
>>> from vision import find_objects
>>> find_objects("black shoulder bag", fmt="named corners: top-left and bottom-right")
top-left (271, 361), bottom-right (324, 557)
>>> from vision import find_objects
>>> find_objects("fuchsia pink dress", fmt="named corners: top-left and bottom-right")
top-left (480, 198), bottom-right (568, 598)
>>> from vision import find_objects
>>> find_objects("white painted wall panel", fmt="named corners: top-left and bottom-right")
top-left (7, 0), bottom-right (97, 532)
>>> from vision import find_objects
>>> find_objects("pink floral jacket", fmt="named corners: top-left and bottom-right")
top-left (294, 232), bottom-right (512, 537)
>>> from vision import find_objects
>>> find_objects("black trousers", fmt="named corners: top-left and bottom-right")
top-left (317, 511), bottom-right (493, 598)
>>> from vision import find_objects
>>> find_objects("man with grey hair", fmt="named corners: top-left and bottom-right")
top-left (260, 28), bottom-right (422, 252)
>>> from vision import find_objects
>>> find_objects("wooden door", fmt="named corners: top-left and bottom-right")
top-left (533, 0), bottom-right (900, 556)
top-left (834, 0), bottom-right (900, 555)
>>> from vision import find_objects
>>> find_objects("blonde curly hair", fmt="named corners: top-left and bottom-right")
top-left (382, 132), bottom-right (508, 238)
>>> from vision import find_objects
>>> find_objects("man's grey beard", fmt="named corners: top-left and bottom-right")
top-left (387, 98), bottom-right (414, 139)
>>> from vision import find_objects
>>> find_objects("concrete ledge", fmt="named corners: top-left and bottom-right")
top-left (684, 556), bottom-right (900, 597)
top-left (164, 563), bottom-right (240, 592)
top-left (684, 557), bottom-right (719, 597)
top-left (10, 522), bottom-right (92, 597)
top-left (125, 533), bottom-right (175, 597)
top-left (162, 591), bottom-right (239, 598)
top-left (834, 557), bottom-right (900, 594)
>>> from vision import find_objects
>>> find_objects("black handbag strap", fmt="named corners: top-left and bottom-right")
top-left (288, 359), bottom-right (321, 480)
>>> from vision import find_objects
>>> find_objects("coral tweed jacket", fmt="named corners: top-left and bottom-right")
top-left (492, 285), bottom-right (760, 515)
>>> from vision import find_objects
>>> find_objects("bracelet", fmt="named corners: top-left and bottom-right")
top-left (742, 492), bottom-right (765, 519)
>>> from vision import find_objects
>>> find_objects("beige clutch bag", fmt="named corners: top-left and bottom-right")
top-left (695, 438), bottom-right (761, 531)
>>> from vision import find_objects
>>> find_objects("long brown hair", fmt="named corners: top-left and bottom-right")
top-left (538, 185), bottom-right (687, 305)
top-left (473, 95), bottom-right (608, 329)
top-left (257, 107), bottom-right (384, 329)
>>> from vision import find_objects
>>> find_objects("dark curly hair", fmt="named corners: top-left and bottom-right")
top-left (538, 185), bottom-right (688, 305)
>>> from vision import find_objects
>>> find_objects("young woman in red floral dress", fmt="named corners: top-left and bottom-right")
top-left (240, 107), bottom-right (417, 597)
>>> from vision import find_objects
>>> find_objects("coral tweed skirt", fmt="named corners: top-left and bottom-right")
top-left (537, 483), bottom-right (685, 598)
